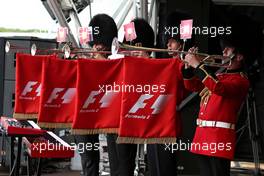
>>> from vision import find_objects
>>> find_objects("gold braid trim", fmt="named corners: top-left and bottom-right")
top-left (71, 128), bottom-right (118, 135)
top-left (13, 113), bottom-right (38, 120)
top-left (199, 64), bottom-right (218, 83)
top-left (117, 137), bottom-right (177, 144)
top-left (199, 88), bottom-right (211, 106)
top-left (38, 122), bottom-right (72, 129)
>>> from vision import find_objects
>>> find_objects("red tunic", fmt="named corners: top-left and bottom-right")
top-left (183, 64), bottom-right (250, 160)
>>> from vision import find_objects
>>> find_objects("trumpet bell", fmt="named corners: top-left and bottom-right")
top-left (63, 44), bottom-right (71, 58)
top-left (111, 37), bottom-right (119, 55)
top-left (31, 44), bottom-right (37, 56)
top-left (5, 41), bottom-right (10, 53)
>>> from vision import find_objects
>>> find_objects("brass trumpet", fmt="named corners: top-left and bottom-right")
top-left (5, 41), bottom-right (63, 56)
top-left (55, 43), bottom-right (113, 59)
top-left (111, 38), bottom-right (234, 67)
top-left (5, 41), bottom-right (111, 58)
top-left (5, 41), bottom-right (38, 56)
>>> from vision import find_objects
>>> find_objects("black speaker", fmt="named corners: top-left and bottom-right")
top-left (0, 36), bottom-right (57, 167)
top-left (0, 36), bottom-right (57, 117)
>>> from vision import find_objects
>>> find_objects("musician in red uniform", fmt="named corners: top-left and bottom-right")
top-left (108, 18), bottom-right (160, 176)
top-left (147, 11), bottom-right (192, 176)
top-left (74, 13), bottom-right (118, 176)
top-left (181, 16), bottom-right (261, 175)
top-left (115, 18), bottom-right (155, 176)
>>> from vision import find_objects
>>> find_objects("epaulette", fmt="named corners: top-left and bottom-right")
top-left (240, 72), bottom-right (248, 79)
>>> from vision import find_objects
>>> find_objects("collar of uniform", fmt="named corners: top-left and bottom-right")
top-left (216, 68), bottom-right (244, 76)
top-left (226, 68), bottom-right (243, 73)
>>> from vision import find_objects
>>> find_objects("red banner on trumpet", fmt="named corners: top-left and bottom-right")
top-left (14, 54), bottom-right (185, 144)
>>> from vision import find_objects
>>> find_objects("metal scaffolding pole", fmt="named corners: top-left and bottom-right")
top-left (140, 0), bottom-right (148, 21)
top-left (46, 0), bottom-right (79, 47)
top-left (117, 0), bottom-right (133, 30)
top-left (68, 0), bottom-right (82, 29)
top-left (133, 0), bottom-right (138, 18)
top-left (149, 0), bottom-right (154, 22)
top-left (89, 2), bottom-right (92, 19)
top-left (153, 0), bottom-right (158, 46)
top-left (112, 0), bottom-right (128, 19)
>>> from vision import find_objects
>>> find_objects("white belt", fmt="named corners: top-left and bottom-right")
top-left (196, 119), bottom-right (235, 130)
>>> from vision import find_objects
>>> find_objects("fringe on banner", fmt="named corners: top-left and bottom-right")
top-left (38, 122), bottom-right (72, 129)
top-left (13, 113), bottom-right (38, 120)
top-left (71, 128), bottom-right (118, 135)
top-left (117, 137), bottom-right (177, 144)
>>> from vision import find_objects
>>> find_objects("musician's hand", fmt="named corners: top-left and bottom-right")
top-left (93, 44), bottom-right (107, 60)
top-left (184, 47), bottom-right (201, 68)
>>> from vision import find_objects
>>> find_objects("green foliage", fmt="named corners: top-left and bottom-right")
top-left (0, 27), bottom-right (48, 33)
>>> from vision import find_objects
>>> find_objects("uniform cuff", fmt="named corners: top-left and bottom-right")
top-left (182, 67), bottom-right (195, 79)
top-left (194, 65), bottom-right (207, 81)
top-left (194, 64), bottom-right (217, 82)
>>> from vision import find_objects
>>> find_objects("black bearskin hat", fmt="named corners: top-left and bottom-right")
top-left (124, 18), bottom-right (154, 48)
top-left (89, 14), bottom-right (117, 49)
top-left (220, 15), bottom-right (262, 61)
top-left (165, 11), bottom-right (192, 43)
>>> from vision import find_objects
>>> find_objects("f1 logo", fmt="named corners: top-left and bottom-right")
top-left (82, 91), bottom-right (117, 109)
top-left (21, 81), bottom-right (41, 97)
top-left (129, 94), bottom-right (171, 115)
top-left (46, 88), bottom-right (76, 104)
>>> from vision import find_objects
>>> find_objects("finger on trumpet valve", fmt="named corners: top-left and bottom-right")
top-left (188, 47), bottom-right (196, 53)
top-left (193, 47), bottom-right (199, 53)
